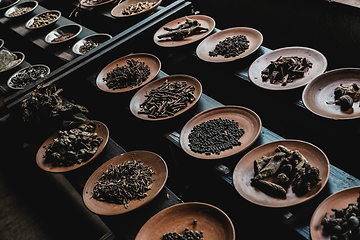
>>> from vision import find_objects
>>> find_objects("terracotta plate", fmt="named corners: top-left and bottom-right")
top-left (129, 74), bottom-right (202, 121)
top-left (153, 15), bottom-right (216, 48)
top-left (80, 0), bottom-right (116, 7)
top-left (310, 186), bottom-right (360, 240)
top-left (25, 10), bottom-right (61, 29)
top-left (45, 24), bottom-right (82, 44)
top-left (36, 120), bottom-right (109, 173)
top-left (196, 27), bottom-right (263, 63)
top-left (302, 68), bottom-right (360, 120)
top-left (179, 106), bottom-right (262, 160)
top-left (96, 53), bottom-right (161, 93)
top-left (111, 0), bottom-right (162, 18)
top-left (248, 46), bottom-right (327, 90)
top-left (4, 0), bottom-right (38, 18)
top-left (232, 139), bottom-right (330, 208)
top-left (83, 150), bottom-right (168, 215)
top-left (135, 202), bottom-right (235, 240)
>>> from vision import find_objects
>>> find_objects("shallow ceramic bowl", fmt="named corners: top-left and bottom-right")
top-left (135, 202), bottom-right (235, 240)
top-left (45, 24), bottom-right (82, 44)
top-left (0, 51), bottom-right (25, 73)
top-left (4, 0), bottom-right (38, 18)
top-left (7, 64), bottom-right (50, 89)
top-left (25, 10), bottom-right (61, 29)
top-left (0, 0), bottom-right (20, 10)
top-left (72, 33), bottom-right (112, 55)
top-left (111, 0), bottom-right (162, 18)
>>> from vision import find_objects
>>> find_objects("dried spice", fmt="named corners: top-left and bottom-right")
top-left (327, 83), bottom-right (360, 111)
top-left (209, 35), bottom-right (249, 58)
top-left (92, 159), bottom-right (155, 208)
top-left (103, 58), bottom-right (150, 90)
top-left (163, 227), bottom-right (204, 240)
top-left (51, 32), bottom-right (75, 43)
top-left (43, 121), bottom-right (103, 167)
top-left (122, 1), bottom-right (157, 15)
top-left (261, 56), bottom-right (313, 86)
top-left (188, 118), bottom-right (245, 155)
top-left (0, 49), bottom-right (21, 72)
top-left (157, 16), bottom-right (209, 41)
top-left (321, 192), bottom-right (360, 240)
top-left (21, 83), bottom-right (88, 128)
top-left (138, 80), bottom-right (196, 118)
top-left (80, 0), bottom-right (107, 4)
top-left (29, 12), bottom-right (59, 28)
top-left (251, 145), bottom-right (321, 198)
top-left (9, 65), bottom-right (49, 89)
top-left (79, 40), bottom-right (100, 54)
top-left (8, 7), bottom-right (33, 17)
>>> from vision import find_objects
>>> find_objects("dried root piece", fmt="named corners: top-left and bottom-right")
top-left (158, 16), bottom-right (208, 40)
top-left (327, 83), bottom-right (360, 111)
top-left (251, 179), bottom-right (287, 198)
top-left (253, 152), bottom-right (286, 180)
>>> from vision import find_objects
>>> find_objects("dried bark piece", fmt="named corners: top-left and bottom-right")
top-left (251, 179), bottom-right (287, 198)
top-left (253, 152), bottom-right (286, 180)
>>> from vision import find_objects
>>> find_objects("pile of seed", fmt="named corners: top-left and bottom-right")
top-left (43, 121), bottom-right (103, 167)
top-left (79, 40), bottom-right (100, 54)
top-left (29, 12), bottom-right (59, 28)
top-left (8, 7), bottom-right (33, 17)
top-left (122, 1), bottom-right (157, 15)
top-left (103, 58), bottom-right (150, 90)
top-left (188, 118), bottom-right (245, 155)
top-left (209, 35), bottom-right (249, 58)
top-left (9, 65), bottom-right (49, 89)
top-left (92, 160), bottom-right (154, 208)
top-left (51, 32), bottom-right (75, 43)
top-left (162, 228), bottom-right (204, 240)
top-left (138, 80), bottom-right (196, 119)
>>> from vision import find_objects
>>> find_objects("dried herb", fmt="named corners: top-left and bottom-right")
top-left (51, 32), bottom-right (75, 43)
top-left (122, 1), bottom-right (157, 15)
top-left (321, 192), bottom-right (360, 240)
top-left (138, 80), bottom-right (196, 118)
top-left (209, 35), bottom-right (249, 58)
top-left (163, 227), bottom-right (204, 240)
top-left (0, 49), bottom-right (21, 72)
top-left (92, 159), bottom-right (155, 208)
top-left (251, 145), bottom-right (321, 198)
top-left (8, 7), bottom-right (33, 17)
top-left (9, 65), bottom-right (49, 89)
top-left (43, 121), bottom-right (103, 167)
top-left (261, 56), bottom-right (313, 86)
top-left (157, 16), bottom-right (208, 41)
top-left (326, 83), bottom-right (360, 111)
top-left (79, 40), bottom-right (100, 54)
top-left (188, 118), bottom-right (245, 155)
top-left (103, 58), bottom-right (150, 90)
top-left (29, 12), bottom-right (59, 28)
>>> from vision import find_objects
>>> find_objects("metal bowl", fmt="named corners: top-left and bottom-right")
top-left (7, 64), bottom-right (50, 89)
top-left (4, 0), bottom-right (38, 18)
top-left (25, 10), bottom-right (61, 29)
top-left (45, 24), bottom-right (82, 44)
top-left (0, 0), bottom-right (20, 11)
top-left (0, 39), bottom-right (4, 49)
top-left (72, 33), bottom-right (112, 55)
top-left (0, 51), bottom-right (25, 73)
top-left (111, 0), bottom-right (162, 18)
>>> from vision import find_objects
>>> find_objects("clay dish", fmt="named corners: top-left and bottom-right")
top-left (4, 0), bottom-right (38, 18)
top-left (196, 27), bottom-right (263, 63)
top-left (179, 105), bottom-right (262, 160)
top-left (96, 53), bottom-right (161, 93)
top-left (45, 24), bottom-right (82, 44)
top-left (0, 0), bottom-right (20, 10)
top-left (310, 186), bottom-right (360, 240)
top-left (83, 150), bottom-right (168, 215)
top-left (232, 139), bottom-right (330, 208)
top-left (25, 10), bottom-right (61, 29)
top-left (72, 33), bottom-right (112, 55)
top-left (36, 120), bottom-right (109, 173)
top-left (153, 15), bottom-right (216, 47)
top-left (302, 68), bottom-right (360, 120)
top-left (80, 0), bottom-right (116, 7)
top-left (7, 64), bottom-right (50, 89)
top-left (130, 74), bottom-right (202, 121)
top-left (249, 46), bottom-right (327, 90)
top-left (135, 202), bottom-right (235, 240)
top-left (111, 0), bottom-right (162, 18)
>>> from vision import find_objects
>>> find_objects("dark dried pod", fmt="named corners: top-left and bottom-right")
top-left (334, 86), bottom-right (346, 100)
top-left (336, 95), bottom-right (353, 110)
